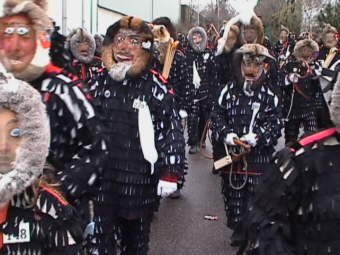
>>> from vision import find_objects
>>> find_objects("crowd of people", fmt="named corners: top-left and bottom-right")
top-left (0, 0), bottom-right (339, 254)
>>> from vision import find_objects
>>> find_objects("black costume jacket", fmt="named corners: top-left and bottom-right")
top-left (232, 128), bottom-right (340, 255)
top-left (94, 69), bottom-right (185, 219)
top-left (211, 75), bottom-right (282, 173)
top-left (185, 47), bottom-right (218, 111)
top-left (167, 50), bottom-right (191, 111)
top-left (280, 57), bottom-right (319, 120)
top-left (31, 64), bottom-right (107, 200)
top-left (0, 182), bottom-right (83, 255)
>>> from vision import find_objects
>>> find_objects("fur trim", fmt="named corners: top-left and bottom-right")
top-left (152, 24), bottom-right (172, 64)
top-left (293, 39), bottom-right (319, 61)
top-left (216, 14), bottom-right (263, 55)
top-left (102, 16), bottom-right (153, 78)
top-left (330, 74), bottom-right (340, 129)
top-left (187, 26), bottom-right (208, 53)
top-left (1, 0), bottom-right (51, 81)
top-left (240, 15), bottom-right (264, 45)
top-left (67, 28), bottom-right (96, 64)
top-left (321, 24), bottom-right (338, 47)
top-left (235, 43), bottom-right (275, 60)
top-left (2, 0), bottom-right (51, 32)
top-left (0, 65), bottom-right (50, 204)
top-left (322, 24), bottom-right (338, 36)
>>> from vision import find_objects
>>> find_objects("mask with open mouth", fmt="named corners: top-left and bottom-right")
top-left (102, 17), bottom-right (154, 81)
top-left (67, 28), bottom-right (96, 64)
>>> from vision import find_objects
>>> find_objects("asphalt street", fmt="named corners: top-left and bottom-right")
top-left (149, 146), bottom-right (235, 255)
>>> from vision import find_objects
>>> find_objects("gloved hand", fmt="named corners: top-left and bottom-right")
top-left (287, 73), bottom-right (300, 84)
top-left (224, 133), bottom-right (239, 146)
top-left (179, 109), bottom-right (188, 119)
top-left (157, 180), bottom-right (178, 198)
top-left (240, 132), bottom-right (258, 147)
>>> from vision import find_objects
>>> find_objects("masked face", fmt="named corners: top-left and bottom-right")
top-left (192, 32), bottom-right (203, 45)
top-left (0, 108), bottom-right (23, 174)
top-left (112, 28), bottom-right (146, 65)
top-left (242, 26), bottom-right (258, 44)
top-left (0, 14), bottom-right (37, 73)
top-left (241, 54), bottom-right (265, 81)
top-left (279, 30), bottom-right (289, 43)
top-left (324, 32), bottom-right (338, 49)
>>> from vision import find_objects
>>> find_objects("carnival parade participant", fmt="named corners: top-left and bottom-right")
top-left (232, 72), bottom-right (340, 255)
top-left (280, 39), bottom-right (320, 144)
top-left (185, 26), bottom-right (217, 154)
top-left (0, 0), bottom-right (108, 244)
top-left (0, 66), bottom-right (84, 255)
top-left (211, 43), bottom-right (282, 231)
top-left (91, 16), bottom-right (185, 254)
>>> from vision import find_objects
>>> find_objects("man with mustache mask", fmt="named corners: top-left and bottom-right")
top-left (0, 0), bottom-right (107, 237)
top-left (66, 28), bottom-right (104, 94)
top-left (211, 44), bottom-right (282, 233)
top-left (91, 16), bottom-right (185, 255)
top-left (0, 65), bottom-right (84, 255)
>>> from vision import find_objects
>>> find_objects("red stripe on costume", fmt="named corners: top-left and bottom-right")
top-left (299, 128), bottom-right (337, 147)
top-left (39, 182), bottom-right (69, 206)
top-left (150, 69), bottom-right (168, 84)
top-left (45, 64), bottom-right (62, 75)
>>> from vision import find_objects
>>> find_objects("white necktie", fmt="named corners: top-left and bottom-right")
top-left (137, 99), bottom-right (158, 175)
top-left (193, 61), bottom-right (201, 89)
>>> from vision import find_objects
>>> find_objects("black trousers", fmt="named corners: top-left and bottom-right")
top-left (187, 100), bottom-right (209, 146)
top-left (118, 215), bottom-right (153, 255)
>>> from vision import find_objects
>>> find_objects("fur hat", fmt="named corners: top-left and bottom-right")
top-left (1, 0), bottom-right (52, 81)
top-left (321, 24), bottom-right (338, 47)
top-left (151, 24), bottom-right (172, 64)
top-left (216, 14), bottom-right (264, 55)
top-left (293, 39), bottom-right (319, 61)
top-left (0, 64), bottom-right (50, 204)
top-left (187, 26), bottom-right (208, 53)
top-left (235, 43), bottom-right (275, 60)
top-left (66, 28), bottom-right (96, 64)
top-left (102, 16), bottom-right (154, 78)
top-left (322, 24), bottom-right (338, 36)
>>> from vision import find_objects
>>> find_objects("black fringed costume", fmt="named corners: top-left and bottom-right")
top-left (211, 75), bottom-right (282, 229)
top-left (280, 57), bottom-right (319, 144)
top-left (91, 69), bottom-right (185, 254)
top-left (31, 65), bottom-right (107, 217)
top-left (0, 183), bottom-right (84, 255)
top-left (185, 46), bottom-right (218, 147)
top-left (167, 50), bottom-right (191, 112)
top-left (232, 128), bottom-right (340, 255)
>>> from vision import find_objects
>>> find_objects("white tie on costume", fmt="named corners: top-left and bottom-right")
top-left (135, 99), bottom-right (158, 175)
top-left (193, 61), bottom-right (201, 89)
